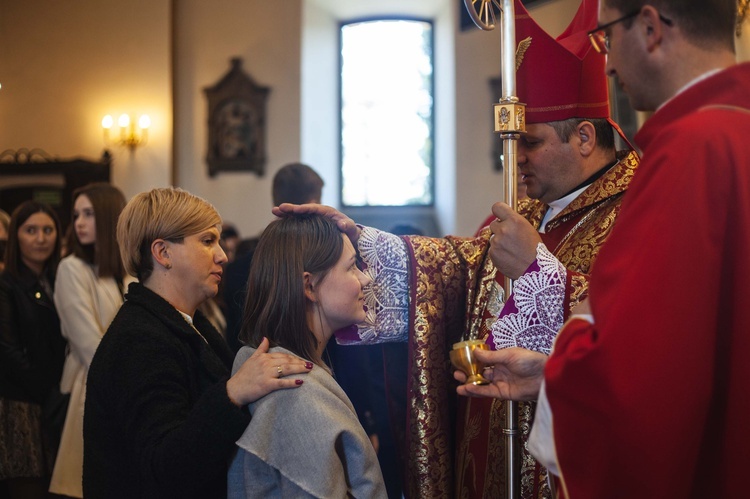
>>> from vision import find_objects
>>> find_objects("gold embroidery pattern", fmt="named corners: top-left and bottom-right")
top-left (518, 197), bottom-right (546, 229)
top-left (738, 0), bottom-right (748, 36)
top-left (569, 273), bottom-right (589, 310)
top-left (554, 195), bottom-right (623, 276)
top-left (457, 401), bottom-right (483, 499)
top-left (484, 398), bottom-right (505, 496)
top-left (516, 36), bottom-right (532, 70)
top-left (464, 230), bottom-right (501, 342)
top-left (456, 151), bottom-right (639, 499)
top-left (405, 151), bottom-right (640, 499)
top-left (545, 151), bottom-right (638, 232)
top-left (405, 234), bottom-right (488, 498)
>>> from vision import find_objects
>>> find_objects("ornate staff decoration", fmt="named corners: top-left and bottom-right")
top-left (463, 1), bottom-right (526, 497)
top-left (738, 0), bottom-right (749, 36)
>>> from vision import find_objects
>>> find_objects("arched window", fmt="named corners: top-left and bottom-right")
top-left (339, 18), bottom-right (434, 207)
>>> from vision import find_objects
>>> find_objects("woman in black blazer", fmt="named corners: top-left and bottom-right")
top-left (0, 201), bottom-right (66, 499)
top-left (83, 188), bottom-right (313, 499)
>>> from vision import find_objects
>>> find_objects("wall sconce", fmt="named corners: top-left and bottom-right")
top-left (102, 113), bottom-right (150, 151)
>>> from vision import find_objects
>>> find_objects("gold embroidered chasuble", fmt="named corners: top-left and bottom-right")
top-left (394, 151), bottom-right (638, 498)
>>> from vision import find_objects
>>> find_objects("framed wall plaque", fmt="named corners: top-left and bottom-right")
top-left (204, 58), bottom-right (271, 177)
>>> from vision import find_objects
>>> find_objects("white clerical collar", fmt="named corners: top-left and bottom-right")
top-left (539, 184), bottom-right (589, 234)
top-left (657, 68), bottom-right (724, 111)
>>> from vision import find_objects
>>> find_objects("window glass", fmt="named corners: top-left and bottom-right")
top-left (340, 19), bottom-right (434, 206)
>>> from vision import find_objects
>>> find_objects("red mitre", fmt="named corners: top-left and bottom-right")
top-left (514, 0), bottom-right (609, 124)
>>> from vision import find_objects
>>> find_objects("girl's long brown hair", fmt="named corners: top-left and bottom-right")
top-left (239, 214), bottom-right (343, 365)
top-left (69, 183), bottom-right (126, 279)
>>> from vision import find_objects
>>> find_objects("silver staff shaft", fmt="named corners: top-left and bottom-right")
top-left (497, 0), bottom-right (523, 497)
top-left (502, 139), bottom-right (521, 499)
top-left (463, 1), bottom-right (525, 496)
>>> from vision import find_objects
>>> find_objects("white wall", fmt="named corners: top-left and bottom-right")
top-left (174, 0), bottom-right (303, 238)
top-left (300, 0), bottom-right (339, 208)
top-left (433, 3), bottom-right (457, 235)
top-left (301, 0), bottom-right (456, 235)
top-left (0, 0), bottom-right (171, 200)
top-left (0, 0), bottom-right (591, 237)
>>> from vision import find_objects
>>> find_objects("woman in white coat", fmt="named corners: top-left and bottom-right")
top-left (49, 183), bottom-right (129, 498)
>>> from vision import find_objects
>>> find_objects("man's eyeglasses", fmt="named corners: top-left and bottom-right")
top-left (587, 10), bottom-right (673, 54)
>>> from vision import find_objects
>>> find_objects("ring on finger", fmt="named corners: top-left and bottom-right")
top-left (276, 365), bottom-right (283, 377)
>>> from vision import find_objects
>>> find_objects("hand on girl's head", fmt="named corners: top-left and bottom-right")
top-left (271, 204), bottom-right (361, 244)
top-left (225, 337), bottom-right (314, 407)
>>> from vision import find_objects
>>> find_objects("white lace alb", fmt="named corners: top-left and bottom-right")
top-left (490, 243), bottom-right (565, 354)
top-left (348, 226), bottom-right (410, 344)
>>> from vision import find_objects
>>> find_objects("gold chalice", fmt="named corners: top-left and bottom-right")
top-left (450, 339), bottom-right (490, 386)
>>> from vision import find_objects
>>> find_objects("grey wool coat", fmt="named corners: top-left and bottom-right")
top-left (228, 346), bottom-right (386, 498)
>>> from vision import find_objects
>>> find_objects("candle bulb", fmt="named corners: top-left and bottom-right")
top-left (118, 114), bottom-right (130, 141)
top-left (101, 115), bottom-right (113, 143)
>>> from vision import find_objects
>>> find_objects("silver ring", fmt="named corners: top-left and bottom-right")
top-left (276, 365), bottom-right (283, 377)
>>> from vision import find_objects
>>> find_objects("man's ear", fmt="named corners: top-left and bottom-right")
top-left (640, 5), bottom-right (666, 52)
top-left (303, 272), bottom-right (317, 302)
top-left (151, 239), bottom-right (171, 270)
top-left (576, 121), bottom-right (596, 157)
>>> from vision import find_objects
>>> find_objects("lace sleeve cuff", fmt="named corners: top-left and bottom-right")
top-left (488, 243), bottom-right (565, 354)
top-left (335, 226), bottom-right (410, 345)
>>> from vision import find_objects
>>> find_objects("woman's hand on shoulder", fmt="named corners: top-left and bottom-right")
top-left (226, 337), bottom-right (314, 407)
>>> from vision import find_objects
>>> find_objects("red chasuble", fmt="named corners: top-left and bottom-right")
top-left (546, 63), bottom-right (750, 498)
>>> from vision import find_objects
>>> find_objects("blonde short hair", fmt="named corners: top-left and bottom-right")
top-left (117, 187), bottom-right (221, 281)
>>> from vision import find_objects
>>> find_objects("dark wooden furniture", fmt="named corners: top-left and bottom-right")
top-left (0, 148), bottom-right (112, 231)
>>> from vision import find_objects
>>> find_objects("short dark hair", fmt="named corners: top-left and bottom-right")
top-left (603, 0), bottom-right (736, 50)
top-left (548, 118), bottom-right (616, 151)
top-left (221, 225), bottom-right (239, 240)
top-left (69, 183), bottom-right (126, 280)
top-left (239, 214), bottom-right (343, 366)
top-left (272, 163), bottom-right (324, 206)
top-left (4, 201), bottom-right (62, 281)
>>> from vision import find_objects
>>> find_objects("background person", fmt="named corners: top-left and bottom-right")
top-left (0, 201), bottom-right (66, 499)
top-left (0, 209), bottom-right (10, 239)
top-left (50, 183), bottom-right (128, 498)
top-left (0, 209), bottom-right (10, 272)
top-left (228, 214), bottom-right (385, 498)
top-left (83, 187), bottom-right (311, 499)
top-left (219, 224), bottom-right (240, 265)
